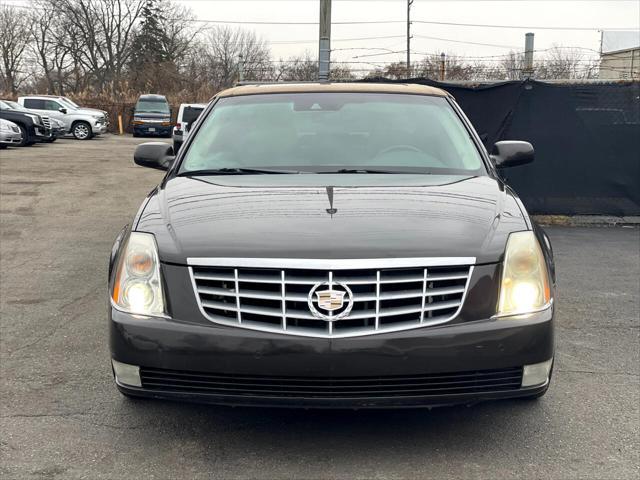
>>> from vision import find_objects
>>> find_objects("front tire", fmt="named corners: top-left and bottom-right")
top-left (72, 121), bottom-right (92, 140)
top-left (16, 125), bottom-right (32, 147)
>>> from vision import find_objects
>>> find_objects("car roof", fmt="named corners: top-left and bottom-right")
top-left (139, 94), bottom-right (167, 101)
top-left (216, 82), bottom-right (449, 98)
top-left (19, 94), bottom-right (63, 99)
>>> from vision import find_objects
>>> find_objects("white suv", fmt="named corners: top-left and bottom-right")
top-left (172, 103), bottom-right (206, 152)
top-left (18, 96), bottom-right (108, 140)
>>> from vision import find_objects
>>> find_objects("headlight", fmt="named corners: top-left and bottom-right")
top-left (27, 114), bottom-right (42, 125)
top-left (92, 114), bottom-right (101, 119)
top-left (496, 231), bottom-right (551, 317)
top-left (111, 232), bottom-right (165, 316)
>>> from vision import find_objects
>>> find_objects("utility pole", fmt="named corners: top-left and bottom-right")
top-left (440, 52), bottom-right (446, 81)
top-left (406, 0), bottom-right (414, 74)
top-left (524, 32), bottom-right (534, 78)
top-left (318, 0), bottom-right (332, 81)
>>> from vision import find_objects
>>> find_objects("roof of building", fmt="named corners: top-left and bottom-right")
top-left (216, 82), bottom-right (449, 98)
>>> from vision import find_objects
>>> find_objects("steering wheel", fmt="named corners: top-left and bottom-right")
top-left (375, 144), bottom-right (448, 168)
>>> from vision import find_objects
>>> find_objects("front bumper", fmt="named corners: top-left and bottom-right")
top-left (92, 123), bottom-right (108, 135)
top-left (110, 305), bottom-right (554, 408)
top-left (133, 124), bottom-right (172, 136)
top-left (0, 130), bottom-right (22, 145)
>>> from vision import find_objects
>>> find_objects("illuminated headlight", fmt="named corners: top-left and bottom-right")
top-left (496, 231), bottom-right (551, 317)
top-left (111, 232), bottom-right (165, 316)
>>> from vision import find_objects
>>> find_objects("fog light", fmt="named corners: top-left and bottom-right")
top-left (112, 359), bottom-right (141, 387)
top-left (522, 359), bottom-right (553, 387)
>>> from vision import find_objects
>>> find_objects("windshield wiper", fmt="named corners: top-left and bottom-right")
top-left (178, 167), bottom-right (300, 176)
top-left (319, 168), bottom-right (400, 174)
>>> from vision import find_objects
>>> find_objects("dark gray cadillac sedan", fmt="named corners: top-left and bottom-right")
top-left (109, 83), bottom-right (555, 408)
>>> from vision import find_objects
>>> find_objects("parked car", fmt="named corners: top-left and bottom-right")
top-left (0, 118), bottom-right (23, 148)
top-left (17, 95), bottom-right (107, 140)
top-left (40, 95), bottom-right (109, 122)
top-left (0, 100), bottom-right (48, 146)
top-left (110, 83), bottom-right (555, 409)
top-left (2, 99), bottom-right (63, 143)
top-left (172, 103), bottom-right (206, 152)
top-left (132, 94), bottom-right (172, 138)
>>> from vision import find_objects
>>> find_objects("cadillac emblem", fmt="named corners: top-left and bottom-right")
top-left (307, 281), bottom-right (354, 321)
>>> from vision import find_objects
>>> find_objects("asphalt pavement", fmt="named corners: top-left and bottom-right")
top-left (1, 135), bottom-right (638, 479)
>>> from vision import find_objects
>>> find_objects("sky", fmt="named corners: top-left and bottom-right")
top-left (4, 0), bottom-right (639, 69)
top-left (177, 0), bottom-right (640, 68)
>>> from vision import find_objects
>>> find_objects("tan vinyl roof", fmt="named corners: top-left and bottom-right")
top-left (216, 82), bottom-right (449, 98)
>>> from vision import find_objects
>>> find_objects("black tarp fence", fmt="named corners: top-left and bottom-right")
top-left (362, 78), bottom-right (640, 216)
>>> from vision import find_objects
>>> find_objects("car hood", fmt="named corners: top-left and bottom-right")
top-left (135, 174), bottom-right (529, 265)
top-left (80, 107), bottom-right (107, 116)
top-left (72, 107), bottom-right (102, 116)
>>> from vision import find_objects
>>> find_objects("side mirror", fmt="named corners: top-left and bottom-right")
top-left (490, 141), bottom-right (534, 168)
top-left (59, 107), bottom-right (67, 114)
top-left (134, 142), bottom-right (174, 171)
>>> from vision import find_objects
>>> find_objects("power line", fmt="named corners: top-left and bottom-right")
top-left (3, 2), bottom-right (636, 31)
top-left (413, 35), bottom-right (520, 49)
top-left (412, 20), bottom-right (636, 31)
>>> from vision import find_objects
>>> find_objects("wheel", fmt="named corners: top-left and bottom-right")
top-left (132, 131), bottom-right (139, 138)
top-left (16, 124), bottom-right (31, 147)
top-left (0, 144), bottom-right (7, 149)
top-left (72, 121), bottom-right (92, 140)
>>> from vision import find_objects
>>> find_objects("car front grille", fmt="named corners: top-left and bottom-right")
top-left (139, 366), bottom-right (523, 398)
top-left (41, 116), bottom-right (51, 129)
top-left (189, 258), bottom-right (474, 338)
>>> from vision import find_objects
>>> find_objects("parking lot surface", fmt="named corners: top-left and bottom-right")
top-left (1, 135), bottom-right (639, 479)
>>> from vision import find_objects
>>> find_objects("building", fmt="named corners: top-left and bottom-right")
top-left (600, 47), bottom-right (639, 80)
top-left (599, 30), bottom-right (640, 80)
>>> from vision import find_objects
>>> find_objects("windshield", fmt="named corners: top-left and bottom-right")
top-left (63, 97), bottom-right (80, 108)
top-left (57, 98), bottom-right (77, 110)
top-left (136, 99), bottom-right (170, 114)
top-left (181, 93), bottom-right (485, 175)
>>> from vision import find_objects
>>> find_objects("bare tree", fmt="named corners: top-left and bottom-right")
top-left (200, 26), bottom-right (272, 89)
top-left (536, 46), bottom-right (598, 79)
top-left (276, 52), bottom-right (318, 81)
top-left (53, 0), bottom-right (145, 94)
top-left (500, 51), bottom-right (525, 80)
top-left (0, 4), bottom-right (31, 95)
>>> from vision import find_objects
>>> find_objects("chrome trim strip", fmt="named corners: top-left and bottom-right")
top-left (491, 298), bottom-right (554, 320)
top-left (187, 257), bottom-right (476, 269)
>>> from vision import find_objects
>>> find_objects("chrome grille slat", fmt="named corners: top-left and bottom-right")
top-left (190, 259), bottom-right (474, 338)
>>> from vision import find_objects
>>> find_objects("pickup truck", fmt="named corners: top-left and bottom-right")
top-left (18, 95), bottom-right (108, 140)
